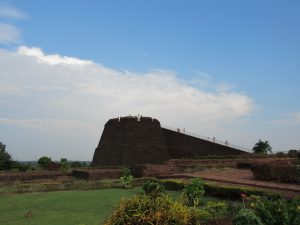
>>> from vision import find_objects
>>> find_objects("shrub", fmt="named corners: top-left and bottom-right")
top-left (251, 163), bottom-right (300, 183)
top-left (276, 151), bottom-right (286, 157)
top-left (203, 182), bottom-right (281, 200)
top-left (104, 195), bottom-right (202, 225)
top-left (143, 181), bottom-right (165, 199)
top-left (249, 196), bottom-right (297, 225)
top-left (160, 179), bottom-right (185, 191)
top-left (59, 158), bottom-right (70, 171)
top-left (204, 201), bottom-right (229, 221)
top-left (288, 149), bottom-right (299, 158)
top-left (182, 178), bottom-right (205, 207)
top-left (287, 197), bottom-right (300, 225)
top-left (37, 156), bottom-right (52, 169)
top-left (120, 168), bottom-right (134, 189)
top-left (233, 208), bottom-right (263, 225)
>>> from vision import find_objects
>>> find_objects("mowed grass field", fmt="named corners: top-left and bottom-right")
top-left (0, 187), bottom-right (143, 225)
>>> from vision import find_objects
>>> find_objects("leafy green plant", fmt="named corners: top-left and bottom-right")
top-left (143, 181), bottom-right (165, 199)
top-left (104, 194), bottom-right (202, 225)
top-left (182, 178), bottom-right (205, 207)
top-left (287, 197), bottom-right (300, 225)
top-left (251, 197), bottom-right (289, 225)
top-left (160, 179), bottom-right (185, 191)
top-left (233, 208), bottom-right (263, 225)
top-left (204, 201), bottom-right (228, 221)
top-left (120, 168), bottom-right (134, 189)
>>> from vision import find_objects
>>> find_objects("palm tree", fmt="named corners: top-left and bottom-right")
top-left (252, 139), bottom-right (272, 154)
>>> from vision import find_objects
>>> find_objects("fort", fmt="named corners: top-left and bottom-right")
top-left (92, 116), bottom-right (249, 166)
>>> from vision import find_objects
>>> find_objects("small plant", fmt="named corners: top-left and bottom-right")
top-left (233, 208), bottom-right (263, 225)
top-left (182, 177), bottom-right (205, 207)
top-left (120, 168), bottom-right (133, 189)
top-left (104, 194), bottom-right (202, 225)
top-left (204, 201), bottom-right (228, 221)
top-left (143, 181), bottom-right (165, 199)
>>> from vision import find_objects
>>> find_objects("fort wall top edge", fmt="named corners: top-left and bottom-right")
top-left (105, 116), bottom-right (160, 126)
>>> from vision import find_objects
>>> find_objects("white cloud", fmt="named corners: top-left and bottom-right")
top-left (0, 46), bottom-right (254, 160)
top-left (0, 4), bottom-right (26, 19)
top-left (269, 112), bottom-right (300, 126)
top-left (0, 23), bottom-right (21, 44)
top-left (18, 46), bottom-right (93, 65)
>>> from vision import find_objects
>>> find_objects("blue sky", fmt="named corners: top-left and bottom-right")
top-left (0, 0), bottom-right (299, 160)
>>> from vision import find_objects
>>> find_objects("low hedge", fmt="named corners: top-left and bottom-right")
top-left (251, 162), bottom-right (300, 183)
top-left (158, 179), bottom-right (281, 200)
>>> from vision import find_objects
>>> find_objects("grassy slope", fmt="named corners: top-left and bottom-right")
top-left (0, 187), bottom-right (142, 225)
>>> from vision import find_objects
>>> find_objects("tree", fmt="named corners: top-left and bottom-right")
top-left (37, 156), bottom-right (52, 169)
top-left (59, 158), bottom-right (70, 171)
top-left (0, 142), bottom-right (15, 170)
top-left (252, 139), bottom-right (272, 154)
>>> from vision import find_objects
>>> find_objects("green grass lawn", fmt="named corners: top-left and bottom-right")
top-left (0, 187), bottom-right (143, 225)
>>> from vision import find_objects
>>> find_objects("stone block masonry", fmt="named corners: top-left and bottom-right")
top-left (91, 116), bottom-right (248, 166)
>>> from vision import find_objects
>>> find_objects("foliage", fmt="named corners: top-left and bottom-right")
top-left (204, 201), bottom-right (229, 221)
top-left (120, 168), bottom-right (134, 189)
top-left (287, 197), bottom-right (300, 225)
top-left (276, 151), bottom-right (286, 157)
top-left (233, 208), bottom-right (263, 225)
top-left (252, 139), bottom-right (272, 154)
top-left (59, 158), bottom-right (70, 171)
top-left (70, 161), bottom-right (88, 168)
top-left (160, 179), bottom-right (185, 191)
top-left (104, 194), bottom-right (203, 225)
top-left (37, 156), bottom-right (52, 169)
top-left (182, 178), bottom-right (205, 207)
top-left (15, 162), bottom-right (32, 172)
top-left (204, 182), bottom-right (281, 200)
top-left (251, 163), bottom-right (300, 183)
top-left (288, 149), bottom-right (299, 158)
top-left (0, 142), bottom-right (15, 170)
top-left (248, 196), bottom-right (298, 225)
top-left (143, 181), bottom-right (165, 199)
top-left (239, 195), bottom-right (300, 225)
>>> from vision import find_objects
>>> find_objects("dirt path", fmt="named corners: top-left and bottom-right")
top-left (179, 168), bottom-right (300, 198)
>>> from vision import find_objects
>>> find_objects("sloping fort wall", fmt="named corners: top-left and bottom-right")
top-left (91, 117), bottom-right (248, 166)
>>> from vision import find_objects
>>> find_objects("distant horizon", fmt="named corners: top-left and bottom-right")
top-left (0, 1), bottom-right (299, 160)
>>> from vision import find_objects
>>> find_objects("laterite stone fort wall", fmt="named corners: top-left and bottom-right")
top-left (91, 116), bottom-right (248, 166)
top-left (92, 117), bottom-right (170, 166)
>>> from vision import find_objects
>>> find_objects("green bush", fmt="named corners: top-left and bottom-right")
top-left (288, 149), bottom-right (299, 158)
top-left (204, 201), bottom-right (228, 221)
top-left (251, 163), bottom-right (300, 183)
top-left (143, 181), bottom-right (165, 199)
top-left (204, 182), bottom-right (281, 200)
top-left (287, 197), bottom-right (300, 225)
top-left (249, 196), bottom-right (300, 225)
top-left (104, 195), bottom-right (202, 225)
top-left (59, 158), bottom-right (70, 171)
top-left (160, 179), bottom-right (185, 191)
top-left (233, 208), bottom-right (263, 225)
top-left (182, 178), bottom-right (205, 207)
top-left (276, 152), bottom-right (286, 157)
top-left (120, 168), bottom-right (134, 189)
top-left (37, 156), bottom-right (52, 169)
